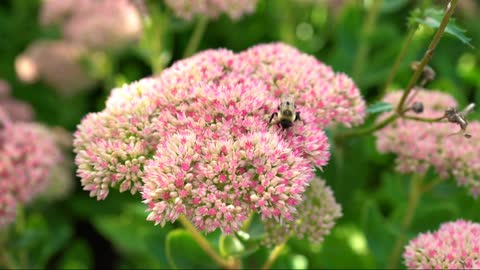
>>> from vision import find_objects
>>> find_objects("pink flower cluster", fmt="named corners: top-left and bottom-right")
top-left (15, 40), bottom-right (95, 96)
top-left (41, 0), bottom-right (143, 50)
top-left (262, 176), bottom-right (342, 246)
top-left (74, 43), bottom-right (365, 234)
top-left (165, 0), bottom-right (258, 21)
top-left (17, 0), bottom-right (144, 95)
top-left (0, 79), bottom-right (34, 122)
top-left (0, 80), bottom-right (72, 228)
top-left (403, 219), bottom-right (480, 269)
top-left (0, 110), bottom-right (62, 228)
top-left (375, 89), bottom-right (480, 197)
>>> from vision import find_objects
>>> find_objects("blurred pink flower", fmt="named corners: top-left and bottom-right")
top-left (165, 0), bottom-right (258, 21)
top-left (0, 99), bottom-right (35, 123)
top-left (74, 43), bottom-right (365, 234)
top-left (262, 176), bottom-right (342, 246)
top-left (403, 219), bottom-right (480, 269)
top-left (15, 40), bottom-right (95, 96)
top-left (0, 79), bottom-right (10, 98)
top-left (0, 110), bottom-right (63, 228)
top-left (63, 0), bottom-right (143, 50)
top-left (39, 0), bottom-right (86, 26)
top-left (375, 89), bottom-right (480, 197)
top-left (0, 193), bottom-right (16, 229)
top-left (0, 79), bottom-right (35, 122)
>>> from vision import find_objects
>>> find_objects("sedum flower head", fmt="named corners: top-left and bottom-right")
top-left (375, 89), bottom-right (480, 197)
top-left (403, 219), bottom-right (480, 269)
top-left (63, 0), bottom-right (143, 50)
top-left (165, 0), bottom-right (258, 21)
top-left (74, 78), bottom-right (160, 200)
top-left (0, 79), bottom-right (34, 122)
top-left (74, 43), bottom-right (364, 234)
top-left (0, 110), bottom-right (63, 228)
top-left (233, 43), bottom-right (367, 127)
top-left (0, 193), bottom-right (16, 229)
top-left (15, 40), bottom-right (95, 96)
top-left (262, 176), bottom-right (342, 246)
top-left (0, 79), bottom-right (10, 98)
top-left (143, 131), bottom-right (313, 234)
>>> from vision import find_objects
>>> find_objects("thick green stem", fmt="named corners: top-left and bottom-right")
top-left (183, 16), bottom-right (209, 58)
top-left (396, 0), bottom-right (459, 113)
top-left (352, 0), bottom-right (383, 80)
top-left (178, 215), bottom-right (237, 269)
top-left (261, 242), bottom-right (286, 270)
top-left (386, 173), bottom-right (424, 268)
top-left (381, 25), bottom-right (417, 95)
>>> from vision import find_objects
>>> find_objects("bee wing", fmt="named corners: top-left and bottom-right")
top-left (460, 103), bottom-right (475, 116)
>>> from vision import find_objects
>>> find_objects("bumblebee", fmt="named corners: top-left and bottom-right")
top-left (269, 94), bottom-right (301, 129)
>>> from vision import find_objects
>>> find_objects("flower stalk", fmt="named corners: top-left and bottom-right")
top-left (381, 24), bottom-right (417, 95)
top-left (261, 242), bottom-right (286, 270)
top-left (178, 215), bottom-right (238, 269)
top-left (352, 0), bottom-right (383, 81)
top-left (334, 0), bottom-right (460, 140)
top-left (183, 16), bottom-right (209, 58)
top-left (386, 173), bottom-right (424, 268)
top-left (396, 0), bottom-right (459, 114)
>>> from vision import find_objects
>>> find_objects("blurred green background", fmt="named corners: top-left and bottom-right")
top-left (1, 0), bottom-right (479, 269)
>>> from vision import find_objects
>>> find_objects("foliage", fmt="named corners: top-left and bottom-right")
top-left (1, 0), bottom-right (479, 269)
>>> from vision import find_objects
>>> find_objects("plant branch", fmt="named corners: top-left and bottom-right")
top-left (381, 25), bottom-right (417, 95)
top-left (334, 0), bottom-right (459, 141)
top-left (183, 16), bottom-right (209, 58)
top-left (396, 0), bottom-right (459, 113)
top-left (386, 173), bottom-right (425, 268)
top-left (178, 215), bottom-right (236, 269)
top-left (261, 242), bottom-right (286, 270)
top-left (402, 115), bottom-right (445, 123)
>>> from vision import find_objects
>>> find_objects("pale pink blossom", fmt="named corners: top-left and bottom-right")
top-left (403, 220), bottom-right (480, 269)
top-left (233, 43), bottom-right (367, 127)
top-left (74, 43), bottom-right (363, 235)
top-left (165, 0), bottom-right (258, 21)
top-left (39, 0), bottom-right (88, 26)
top-left (143, 131), bottom-right (313, 234)
top-left (15, 40), bottom-right (95, 96)
top-left (0, 110), bottom-right (63, 228)
top-left (375, 89), bottom-right (480, 197)
top-left (0, 79), bottom-right (34, 122)
top-left (0, 79), bottom-right (10, 98)
top-left (262, 176), bottom-right (342, 246)
top-left (63, 0), bottom-right (143, 50)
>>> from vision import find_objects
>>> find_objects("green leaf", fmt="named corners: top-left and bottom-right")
top-left (12, 211), bottom-right (73, 269)
top-left (166, 229), bottom-right (219, 269)
top-left (411, 8), bottom-right (473, 48)
top-left (91, 202), bottom-right (171, 268)
top-left (56, 240), bottom-right (93, 269)
top-left (361, 200), bottom-right (396, 268)
top-left (366, 102), bottom-right (393, 114)
top-left (219, 235), bottom-right (245, 257)
top-left (223, 233), bottom-right (260, 258)
top-left (379, 0), bottom-right (409, 14)
top-left (306, 224), bottom-right (375, 269)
